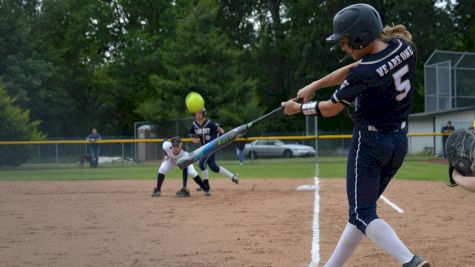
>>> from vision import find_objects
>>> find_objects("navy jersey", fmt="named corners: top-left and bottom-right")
top-left (189, 119), bottom-right (220, 145)
top-left (331, 39), bottom-right (416, 130)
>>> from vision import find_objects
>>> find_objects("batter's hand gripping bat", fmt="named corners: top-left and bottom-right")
top-left (177, 105), bottom-right (286, 169)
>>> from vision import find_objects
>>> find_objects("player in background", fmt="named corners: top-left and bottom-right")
top-left (441, 121), bottom-right (455, 158)
top-left (152, 137), bottom-right (209, 197)
top-left (190, 108), bottom-right (239, 194)
top-left (86, 128), bottom-right (101, 168)
top-left (281, 4), bottom-right (429, 267)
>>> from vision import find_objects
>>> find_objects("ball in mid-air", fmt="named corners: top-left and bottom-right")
top-left (185, 92), bottom-right (205, 113)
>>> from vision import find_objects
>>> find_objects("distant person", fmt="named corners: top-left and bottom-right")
top-left (441, 121), bottom-right (455, 158)
top-left (469, 126), bottom-right (475, 134)
top-left (86, 128), bottom-right (101, 168)
top-left (236, 134), bottom-right (247, 165)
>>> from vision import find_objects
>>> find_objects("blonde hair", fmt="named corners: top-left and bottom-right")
top-left (380, 24), bottom-right (413, 44)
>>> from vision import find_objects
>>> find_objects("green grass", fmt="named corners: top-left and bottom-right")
top-left (0, 157), bottom-right (449, 183)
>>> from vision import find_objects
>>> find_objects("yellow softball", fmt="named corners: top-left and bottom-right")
top-left (185, 92), bottom-right (205, 113)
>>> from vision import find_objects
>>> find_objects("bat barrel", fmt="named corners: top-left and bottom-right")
top-left (177, 102), bottom-right (291, 169)
top-left (177, 125), bottom-right (248, 169)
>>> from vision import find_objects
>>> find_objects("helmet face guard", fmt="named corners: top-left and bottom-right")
top-left (327, 4), bottom-right (383, 50)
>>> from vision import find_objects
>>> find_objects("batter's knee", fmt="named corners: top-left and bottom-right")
top-left (348, 205), bottom-right (378, 234)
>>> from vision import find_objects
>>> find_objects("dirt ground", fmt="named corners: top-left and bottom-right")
top-left (1, 178), bottom-right (475, 266)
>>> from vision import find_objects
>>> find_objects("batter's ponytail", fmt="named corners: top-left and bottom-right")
top-left (380, 24), bottom-right (413, 44)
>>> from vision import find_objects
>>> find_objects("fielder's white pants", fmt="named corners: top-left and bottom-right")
top-left (158, 159), bottom-right (198, 178)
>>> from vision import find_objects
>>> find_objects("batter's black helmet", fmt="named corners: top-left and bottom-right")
top-left (326, 3), bottom-right (383, 49)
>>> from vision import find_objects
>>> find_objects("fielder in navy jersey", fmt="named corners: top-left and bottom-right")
top-left (189, 108), bottom-right (239, 194)
top-left (282, 4), bottom-right (429, 267)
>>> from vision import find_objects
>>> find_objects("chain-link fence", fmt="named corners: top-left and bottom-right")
top-left (2, 132), bottom-right (447, 170)
top-left (425, 50), bottom-right (475, 112)
top-left (15, 136), bottom-right (135, 167)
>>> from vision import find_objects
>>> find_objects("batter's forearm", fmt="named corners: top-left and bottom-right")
top-left (318, 100), bottom-right (346, 117)
top-left (291, 100), bottom-right (345, 117)
top-left (316, 60), bottom-right (361, 89)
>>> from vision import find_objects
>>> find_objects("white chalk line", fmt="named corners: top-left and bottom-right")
top-left (309, 177), bottom-right (320, 267)
top-left (380, 194), bottom-right (405, 213)
top-left (298, 181), bottom-right (403, 267)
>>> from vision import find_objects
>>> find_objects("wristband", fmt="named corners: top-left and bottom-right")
top-left (301, 101), bottom-right (321, 116)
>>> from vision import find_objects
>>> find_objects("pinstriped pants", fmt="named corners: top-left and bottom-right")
top-left (346, 127), bottom-right (408, 234)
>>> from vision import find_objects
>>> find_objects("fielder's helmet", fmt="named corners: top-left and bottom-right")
top-left (171, 136), bottom-right (182, 146)
top-left (197, 107), bottom-right (206, 116)
top-left (327, 3), bottom-right (383, 49)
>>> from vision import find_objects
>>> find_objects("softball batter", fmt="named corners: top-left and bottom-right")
top-left (189, 108), bottom-right (239, 194)
top-left (282, 4), bottom-right (429, 267)
top-left (152, 137), bottom-right (209, 197)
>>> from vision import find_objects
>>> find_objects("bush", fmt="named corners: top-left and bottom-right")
top-left (0, 86), bottom-right (44, 166)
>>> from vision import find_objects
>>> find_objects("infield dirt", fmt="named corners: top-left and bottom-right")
top-left (1, 178), bottom-right (474, 266)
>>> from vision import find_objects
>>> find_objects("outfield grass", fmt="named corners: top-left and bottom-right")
top-left (0, 157), bottom-right (449, 182)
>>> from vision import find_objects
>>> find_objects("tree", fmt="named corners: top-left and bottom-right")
top-left (0, 86), bottom-right (44, 166)
top-left (453, 0), bottom-right (475, 51)
top-left (0, 0), bottom-right (75, 136)
top-left (136, 0), bottom-right (262, 129)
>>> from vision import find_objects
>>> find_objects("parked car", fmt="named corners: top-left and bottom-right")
top-left (244, 140), bottom-right (315, 158)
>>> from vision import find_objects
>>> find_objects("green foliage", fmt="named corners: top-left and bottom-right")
top-left (0, 0), bottom-right (470, 137)
top-left (453, 0), bottom-right (475, 51)
top-left (136, 0), bottom-right (262, 128)
top-left (0, 86), bottom-right (44, 166)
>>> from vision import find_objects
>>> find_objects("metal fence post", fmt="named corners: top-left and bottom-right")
top-left (55, 143), bottom-right (59, 164)
top-left (251, 142), bottom-right (254, 163)
top-left (315, 116), bottom-right (319, 178)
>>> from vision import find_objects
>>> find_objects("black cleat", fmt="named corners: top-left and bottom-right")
top-left (402, 256), bottom-right (430, 267)
top-left (151, 187), bottom-right (161, 197)
top-left (231, 174), bottom-right (239, 184)
top-left (176, 187), bottom-right (191, 197)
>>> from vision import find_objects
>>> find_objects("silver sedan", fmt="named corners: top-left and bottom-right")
top-left (243, 140), bottom-right (315, 158)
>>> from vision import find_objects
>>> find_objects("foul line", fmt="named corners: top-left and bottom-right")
top-left (301, 180), bottom-right (402, 266)
top-left (309, 176), bottom-right (320, 267)
top-left (380, 195), bottom-right (404, 213)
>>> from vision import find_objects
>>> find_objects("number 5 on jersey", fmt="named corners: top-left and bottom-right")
top-left (393, 64), bottom-right (411, 101)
